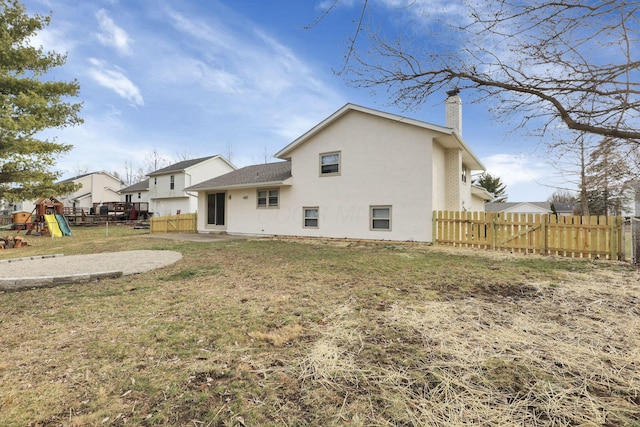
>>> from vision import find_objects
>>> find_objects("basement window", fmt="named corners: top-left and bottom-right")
top-left (370, 206), bottom-right (391, 231)
top-left (303, 207), bottom-right (319, 228)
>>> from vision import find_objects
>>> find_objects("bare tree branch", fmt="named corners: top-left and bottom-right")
top-left (342, 0), bottom-right (640, 143)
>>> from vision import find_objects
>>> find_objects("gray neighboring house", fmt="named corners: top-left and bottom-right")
top-left (485, 202), bottom-right (552, 215)
top-left (120, 179), bottom-right (150, 205)
top-left (485, 202), bottom-right (578, 216)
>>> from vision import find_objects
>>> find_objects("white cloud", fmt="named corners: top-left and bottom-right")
top-left (160, 8), bottom-right (337, 102)
top-left (482, 153), bottom-right (545, 186)
top-left (86, 58), bottom-right (144, 106)
top-left (95, 9), bottom-right (131, 56)
top-left (28, 24), bottom-right (76, 56)
top-left (167, 10), bottom-right (234, 51)
top-left (153, 57), bottom-right (243, 94)
top-left (33, 1), bottom-right (347, 178)
top-left (481, 153), bottom-right (555, 201)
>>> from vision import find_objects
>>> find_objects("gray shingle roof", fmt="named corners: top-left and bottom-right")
top-left (147, 156), bottom-right (218, 176)
top-left (58, 172), bottom-right (92, 183)
top-left (187, 162), bottom-right (291, 191)
top-left (120, 179), bottom-right (149, 193)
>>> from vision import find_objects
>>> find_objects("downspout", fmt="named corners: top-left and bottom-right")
top-left (184, 172), bottom-right (198, 199)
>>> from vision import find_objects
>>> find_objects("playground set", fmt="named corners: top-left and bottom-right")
top-left (8, 198), bottom-right (73, 238)
top-left (1, 198), bottom-right (151, 248)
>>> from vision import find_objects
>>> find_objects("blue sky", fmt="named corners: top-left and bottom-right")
top-left (24, 0), bottom-right (555, 202)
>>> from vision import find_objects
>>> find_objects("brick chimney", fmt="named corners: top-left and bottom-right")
top-left (445, 88), bottom-right (462, 135)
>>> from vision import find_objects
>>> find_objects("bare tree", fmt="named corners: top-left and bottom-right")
top-left (548, 190), bottom-right (577, 205)
top-left (223, 141), bottom-right (235, 164)
top-left (336, 1), bottom-right (639, 143)
top-left (174, 149), bottom-right (195, 163)
top-left (144, 149), bottom-right (168, 174)
top-left (547, 133), bottom-right (594, 215)
top-left (121, 160), bottom-right (134, 185)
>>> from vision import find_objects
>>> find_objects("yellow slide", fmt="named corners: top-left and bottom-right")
top-left (44, 214), bottom-right (63, 238)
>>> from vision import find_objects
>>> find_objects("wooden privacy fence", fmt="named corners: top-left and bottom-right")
top-left (433, 211), bottom-right (623, 260)
top-left (150, 213), bottom-right (197, 234)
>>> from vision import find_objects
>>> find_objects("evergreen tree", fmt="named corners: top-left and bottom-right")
top-left (473, 172), bottom-right (507, 203)
top-left (0, 0), bottom-right (82, 202)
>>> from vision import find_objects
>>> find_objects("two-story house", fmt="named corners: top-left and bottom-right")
top-left (187, 95), bottom-right (486, 242)
top-left (147, 155), bottom-right (236, 217)
top-left (57, 171), bottom-right (125, 210)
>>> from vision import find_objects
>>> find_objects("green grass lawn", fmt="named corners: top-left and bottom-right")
top-left (1, 227), bottom-right (639, 426)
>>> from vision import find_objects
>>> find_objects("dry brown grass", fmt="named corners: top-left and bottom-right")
top-left (1, 228), bottom-right (639, 426)
top-left (250, 324), bottom-right (305, 347)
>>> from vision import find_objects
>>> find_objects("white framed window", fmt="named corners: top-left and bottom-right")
top-left (170, 175), bottom-right (175, 190)
top-left (461, 165), bottom-right (467, 183)
top-left (303, 207), bottom-right (319, 228)
top-left (320, 151), bottom-right (340, 176)
top-left (370, 206), bottom-right (391, 231)
top-left (257, 189), bottom-right (279, 208)
top-left (137, 192), bottom-right (141, 199)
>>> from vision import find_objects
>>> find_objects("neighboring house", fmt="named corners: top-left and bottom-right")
top-left (187, 96), bottom-right (486, 242)
top-left (1, 199), bottom-right (21, 215)
top-left (622, 180), bottom-right (639, 218)
top-left (120, 179), bottom-right (150, 205)
top-left (635, 183), bottom-right (640, 218)
top-left (551, 202), bottom-right (578, 216)
top-left (485, 202), bottom-right (552, 215)
top-left (57, 171), bottom-right (125, 211)
top-left (148, 155), bottom-right (236, 216)
top-left (8, 171), bottom-right (125, 214)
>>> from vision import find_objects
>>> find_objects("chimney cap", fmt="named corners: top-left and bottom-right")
top-left (446, 88), bottom-right (460, 97)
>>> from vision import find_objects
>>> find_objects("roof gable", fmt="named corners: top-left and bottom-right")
top-left (274, 103), bottom-right (485, 170)
top-left (58, 170), bottom-right (124, 185)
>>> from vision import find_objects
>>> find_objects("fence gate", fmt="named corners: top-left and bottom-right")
top-left (150, 213), bottom-right (197, 234)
